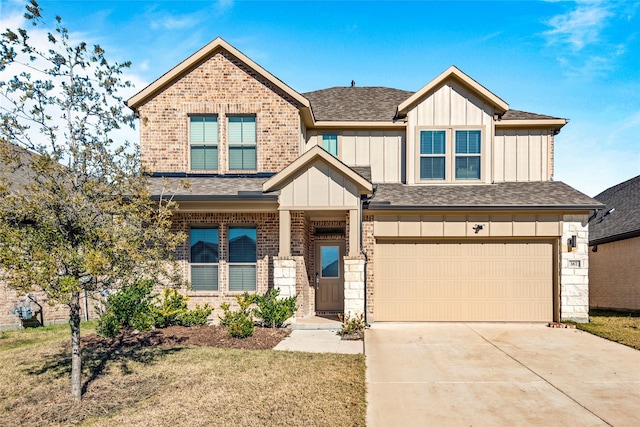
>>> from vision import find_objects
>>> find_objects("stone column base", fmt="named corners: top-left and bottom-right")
top-left (344, 257), bottom-right (365, 316)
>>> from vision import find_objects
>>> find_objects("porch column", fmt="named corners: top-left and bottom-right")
top-left (279, 209), bottom-right (291, 256)
top-left (349, 208), bottom-right (360, 256)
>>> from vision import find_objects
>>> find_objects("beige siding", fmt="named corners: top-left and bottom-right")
top-left (405, 78), bottom-right (493, 185)
top-left (373, 213), bottom-right (562, 238)
top-left (279, 160), bottom-right (359, 209)
top-left (589, 236), bottom-right (640, 311)
top-left (494, 129), bottom-right (553, 182)
top-left (305, 130), bottom-right (404, 183)
top-left (374, 240), bottom-right (553, 321)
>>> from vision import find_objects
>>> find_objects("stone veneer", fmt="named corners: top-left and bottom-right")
top-left (136, 50), bottom-right (303, 174)
top-left (344, 257), bottom-right (365, 316)
top-left (560, 214), bottom-right (589, 322)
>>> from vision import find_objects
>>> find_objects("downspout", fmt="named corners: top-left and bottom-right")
top-left (360, 184), bottom-right (377, 326)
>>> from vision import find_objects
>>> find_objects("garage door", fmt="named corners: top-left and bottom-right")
top-left (374, 241), bottom-right (553, 321)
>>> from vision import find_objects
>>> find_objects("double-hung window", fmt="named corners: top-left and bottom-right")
top-left (228, 227), bottom-right (257, 291)
top-left (419, 130), bottom-right (446, 180)
top-left (190, 227), bottom-right (219, 291)
top-left (228, 116), bottom-right (257, 170)
top-left (455, 130), bottom-right (481, 180)
top-left (321, 134), bottom-right (338, 157)
top-left (190, 116), bottom-right (218, 170)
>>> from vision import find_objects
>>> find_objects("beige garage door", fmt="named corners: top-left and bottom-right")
top-left (374, 241), bottom-right (553, 321)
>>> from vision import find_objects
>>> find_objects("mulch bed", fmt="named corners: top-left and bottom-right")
top-left (80, 326), bottom-right (291, 351)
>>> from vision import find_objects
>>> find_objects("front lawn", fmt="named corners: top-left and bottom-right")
top-left (0, 323), bottom-right (366, 426)
top-left (576, 309), bottom-right (640, 350)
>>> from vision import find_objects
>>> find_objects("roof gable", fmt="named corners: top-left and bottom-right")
top-left (127, 37), bottom-right (310, 112)
top-left (396, 65), bottom-right (509, 118)
top-left (263, 145), bottom-right (373, 194)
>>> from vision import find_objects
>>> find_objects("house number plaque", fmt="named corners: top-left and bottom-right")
top-left (568, 260), bottom-right (581, 267)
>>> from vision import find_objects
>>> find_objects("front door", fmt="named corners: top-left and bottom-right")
top-left (315, 241), bottom-right (345, 312)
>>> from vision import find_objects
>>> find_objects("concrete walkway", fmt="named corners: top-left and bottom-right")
top-left (366, 323), bottom-right (640, 427)
top-left (274, 329), bottom-right (363, 354)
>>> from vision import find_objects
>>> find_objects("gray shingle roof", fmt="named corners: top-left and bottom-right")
top-left (501, 110), bottom-right (564, 121)
top-left (370, 181), bottom-right (601, 210)
top-left (589, 174), bottom-right (640, 244)
top-left (303, 87), bottom-right (413, 121)
top-left (147, 176), bottom-right (276, 200)
top-left (302, 86), bottom-right (563, 123)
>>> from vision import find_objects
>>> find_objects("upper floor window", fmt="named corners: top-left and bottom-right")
top-left (190, 227), bottom-right (219, 291)
top-left (321, 134), bottom-right (338, 157)
top-left (455, 130), bottom-right (481, 180)
top-left (228, 226), bottom-right (257, 291)
top-left (228, 116), bottom-right (256, 170)
top-left (190, 116), bottom-right (218, 170)
top-left (418, 129), bottom-right (482, 182)
top-left (419, 130), bottom-right (446, 180)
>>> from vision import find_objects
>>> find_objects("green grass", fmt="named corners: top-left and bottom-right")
top-left (0, 322), bottom-right (366, 426)
top-left (575, 310), bottom-right (640, 350)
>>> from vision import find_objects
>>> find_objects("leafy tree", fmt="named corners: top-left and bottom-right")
top-left (0, 1), bottom-right (184, 401)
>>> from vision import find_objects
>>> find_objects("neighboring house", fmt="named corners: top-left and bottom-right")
top-left (0, 146), bottom-right (78, 330)
top-left (589, 175), bottom-right (640, 311)
top-left (127, 37), bottom-right (602, 323)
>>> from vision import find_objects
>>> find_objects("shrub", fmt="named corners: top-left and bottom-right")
top-left (96, 281), bottom-right (213, 338)
top-left (96, 279), bottom-right (156, 338)
top-left (151, 288), bottom-right (212, 328)
top-left (253, 288), bottom-right (297, 328)
top-left (337, 312), bottom-right (366, 339)
top-left (219, 293), bottom-right (255, 338)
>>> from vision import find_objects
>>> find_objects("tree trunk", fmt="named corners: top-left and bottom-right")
top-left (70, 291), bottom-right (82, 401)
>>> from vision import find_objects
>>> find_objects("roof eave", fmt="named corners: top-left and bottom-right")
top-left (367, 203), bottom-right (604, 211)
top-left (310, 120), bottom-right (406, 129)
top-left (496, 119), bottom-right (568, 129)
top-left (590, 229), bottom-right (640, 246)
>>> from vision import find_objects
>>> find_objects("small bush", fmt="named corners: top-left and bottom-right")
top-left (96, 281), bottom-right (213, 338)
top-left (253, 288), bottom-right (297, 328)
top-left (337, 312), bottom-right (366, 339)
top-left (151, 288), bottom-right (212, 328)
top-left (96, 279), bottom-right (156, 338)
top-left (219, 293), bottom-right (255, 338)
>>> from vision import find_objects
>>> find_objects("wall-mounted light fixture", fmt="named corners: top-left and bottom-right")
top-left (472, 224), bottom-right (484, 234)
top-left (567, 235), bottom-right (577, 251)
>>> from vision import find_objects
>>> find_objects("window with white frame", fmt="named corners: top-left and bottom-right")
top-left (455, 130), bottom-right (481, 180)
top-left (228, 116), bottom-right (256, 170)
top-left (190, 227), bottom-right (219, 291)
top-left (190, 116), bottom-right (218, 170)
top-left (321, 134), bottom-right (338, 156)
top-left (228, 226), bottom-right (257, 291)
top-left (419, 130), bottom-right (446, 180)
top-left (418, 128), bottom-right (482, 182)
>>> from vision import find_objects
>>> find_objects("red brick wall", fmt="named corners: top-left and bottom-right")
top-left (137, 50), bottom-right (303, 174)
top-left (589, 236), bottom-right (640, 311)
top-left (171, 211), bottom-right (279, 315)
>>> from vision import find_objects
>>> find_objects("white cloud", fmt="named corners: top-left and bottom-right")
top-left (544, 1), bottom-right (612, 51)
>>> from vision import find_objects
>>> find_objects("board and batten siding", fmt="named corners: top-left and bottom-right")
top-left (373, 213), bottom-right (563, 238)
top-left (493, 129), bottom-right (553, 182)
top-left (278, 159), bottom-right (360, 209)
top-left (305, 130), bottom-right (405, 184)
top-left (404, 78), bottom-right (494, 185)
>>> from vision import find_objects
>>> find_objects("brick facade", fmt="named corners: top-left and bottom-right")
top-left (137, 50), bottom-right (303, 174)
top-left (589, 236), bottom-right (640, 311)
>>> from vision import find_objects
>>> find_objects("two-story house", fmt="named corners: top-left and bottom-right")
top-left (127, 37), bottom-right (601, 323)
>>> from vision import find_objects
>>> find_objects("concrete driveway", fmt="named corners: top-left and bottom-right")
top-left (366, 323), bottom-right (640, 427)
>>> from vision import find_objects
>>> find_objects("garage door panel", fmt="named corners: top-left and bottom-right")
top-left (374, 241), bottom-right (553, 321)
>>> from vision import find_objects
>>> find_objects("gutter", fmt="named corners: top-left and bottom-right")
top-left (590, 229), bottom-right (640, 246)
top-left (366, 203), bottom-right (605, 211)
top-left (151, 194), bottom-right (279, 202)
top-left (360, 184), bottom-right (377, 326)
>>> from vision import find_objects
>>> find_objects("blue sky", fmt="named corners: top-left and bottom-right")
top-left (1, 0), bottom-right (639, 197)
